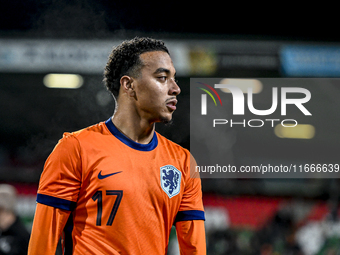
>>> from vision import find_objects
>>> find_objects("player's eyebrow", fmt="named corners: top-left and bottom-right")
top-left (153, 68), bottom-right (176, 78)
top-left (154, 68), bottom-right (171, 75)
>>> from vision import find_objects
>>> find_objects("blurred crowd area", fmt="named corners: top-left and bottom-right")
top-left (3, 181), bottom-right (340, 255)
top-left (168, 195), bottom-right (340, 255)
top-left (204, 212), bottom-right (340, 255)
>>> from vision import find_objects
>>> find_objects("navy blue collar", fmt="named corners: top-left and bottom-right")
top-left (105, 118), bottom-right (158, 151)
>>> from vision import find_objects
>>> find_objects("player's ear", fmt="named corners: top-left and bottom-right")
top-left (120, 75), bottom-right (135, 97)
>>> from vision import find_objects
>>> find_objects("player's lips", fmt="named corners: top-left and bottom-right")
top-left (166, 99), bottom-right (177, 111)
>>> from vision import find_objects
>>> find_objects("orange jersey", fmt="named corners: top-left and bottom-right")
top-left (35, 119), bottom-right (205, 254)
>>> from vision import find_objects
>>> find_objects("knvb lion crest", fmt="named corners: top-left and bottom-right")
top-left (160, 165), bottom-right (181, 198)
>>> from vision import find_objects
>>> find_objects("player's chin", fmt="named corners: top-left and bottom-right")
top-left (161, 118), bottom-right (173, 125)
top-left (159, 113), bottom-right (173, 124)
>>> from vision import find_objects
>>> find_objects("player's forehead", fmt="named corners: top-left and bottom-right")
top-left (139, 51), bottom-right (176, 75)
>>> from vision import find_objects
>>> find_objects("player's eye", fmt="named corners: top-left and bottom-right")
top-left (158, 76), bottom-right (167, 82)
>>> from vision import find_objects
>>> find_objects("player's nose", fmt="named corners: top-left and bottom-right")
top-left (169, 79), bottom-right (181, 96)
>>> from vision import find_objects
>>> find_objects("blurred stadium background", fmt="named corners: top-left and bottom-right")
top-left (1, 1), bottom-right (340, 254)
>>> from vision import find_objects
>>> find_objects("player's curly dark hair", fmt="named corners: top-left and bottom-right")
top-left (103, 37), bottom-right (170, 98)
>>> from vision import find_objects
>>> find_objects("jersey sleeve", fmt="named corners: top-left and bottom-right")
top-left (37, 133), bottom-right (82, 210)
top-left (28, 203), bottom-right (71, 255)
top-left (175, 153), bottom-right (205, 223)
top-left (176, 220), bottom-right (206, 255)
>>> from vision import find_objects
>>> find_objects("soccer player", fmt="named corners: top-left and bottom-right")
top-left (28, 37), bottom-right (206, 254)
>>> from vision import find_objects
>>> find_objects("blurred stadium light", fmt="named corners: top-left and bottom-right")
top-left (43, 73), bottom-right (84, 89)
top-left (219, 78), bottom-right (263, 93)
top-left (274, 124), bottom-right (316, 139)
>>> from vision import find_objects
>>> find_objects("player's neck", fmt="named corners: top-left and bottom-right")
top-left (111, 110), bottom-right (155, 145)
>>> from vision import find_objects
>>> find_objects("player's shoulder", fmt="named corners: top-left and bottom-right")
top-left (59, 121), bottom-right (108, 146)
top-left (64, 121), bottom-right (107, 138)
top-left (155, 132), bottom-right (190, 156)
